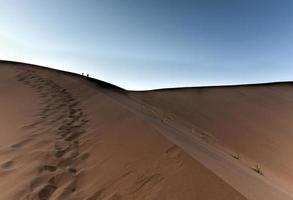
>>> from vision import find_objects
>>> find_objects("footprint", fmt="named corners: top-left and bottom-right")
top-left (58, 178), bottom-right (78, 198)
top-left (40, 165), bottom-right (57, 172)
top-left (30, 175), bottom-right (47, 191)
top-left (11, 138), bottom-right (32, 148)
top-left (165, 145), bottom-right (181, 159)
top-left (65, 130), bottom-right (85, 141)
top-left (80, 152), bottom-right (90, 160)
top-left (55, 149), bottom-right (69, 158)
top-left (49, 170), bottom-right (77, 186)
top-left (38, 184), bottom-right (57, 200)
top-left (1, 160), bottom-right (14, 170)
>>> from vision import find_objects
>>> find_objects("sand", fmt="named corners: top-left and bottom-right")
top-left (0, 61), bottom-right (290, 199)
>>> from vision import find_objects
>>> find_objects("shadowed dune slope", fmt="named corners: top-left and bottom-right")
top-left (0, 61), bottom-right (247, 200)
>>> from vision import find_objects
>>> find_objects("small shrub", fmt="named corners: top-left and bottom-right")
top-left (253, 164), bottom-right (264, 175)
top-left (232, 153), bottom-right (240, 160)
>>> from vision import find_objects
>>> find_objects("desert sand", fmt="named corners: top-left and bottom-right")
top-left (0, 61), bottom-right (292, 200)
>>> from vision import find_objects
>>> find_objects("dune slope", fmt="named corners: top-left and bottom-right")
top-left (131, 83), bottom-right (293, 199)
top-left (0, 62), bottom-right (247, 200)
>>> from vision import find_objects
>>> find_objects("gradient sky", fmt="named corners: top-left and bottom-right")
top-left (1, 0), bottom-right (293, 90)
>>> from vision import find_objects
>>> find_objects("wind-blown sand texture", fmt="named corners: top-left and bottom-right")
top-left (0, 61), bottom-right (292, 199)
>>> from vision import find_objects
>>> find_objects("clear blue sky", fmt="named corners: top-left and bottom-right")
top-left (1, 0), bottom-right (293, 90)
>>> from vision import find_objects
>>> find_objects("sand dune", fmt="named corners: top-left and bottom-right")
top-left (130, 84), bottom-right (293, 199)
top-left (0, 61), bottom-right (291, 199)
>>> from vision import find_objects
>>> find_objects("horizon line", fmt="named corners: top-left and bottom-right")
top-left (1, 59), bottom-right (293, 92)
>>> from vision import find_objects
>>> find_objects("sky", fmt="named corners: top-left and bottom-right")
top-left (0, 0), bottom-right (293, 90)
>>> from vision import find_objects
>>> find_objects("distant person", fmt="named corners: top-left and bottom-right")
top-left (87, 74), bottom-right (89, 77)
top-left (82, 72), bottom-right (84, 76)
